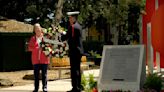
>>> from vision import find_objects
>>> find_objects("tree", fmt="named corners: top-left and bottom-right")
top-left (53, 0), bottom-right (64, 26)
top-left (25, 0), bottom-right (57, 27)
top-left (0, 0), bottom-right (145, 44)
top-left (55, 0), bottom-right (145, 45)
top-left (0, 0), bottom-right (58, 27)
top-left (128, 1), bottom-right (140, 43)
top-left (0, 0), bottom-right (27, 21)
top-left (64, 0), bottom-right (129, 44)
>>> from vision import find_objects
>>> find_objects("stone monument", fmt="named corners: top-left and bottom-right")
top-left (98, 45), bottom-right (146, 92)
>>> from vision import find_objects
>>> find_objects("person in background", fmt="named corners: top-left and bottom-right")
top-left (62, 11), bottom-right (84, 92)
top-left (28, 23), bottom-right (49, 92)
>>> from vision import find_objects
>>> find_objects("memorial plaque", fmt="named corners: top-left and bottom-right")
top-left (98, 45), bottom-right (146, 92)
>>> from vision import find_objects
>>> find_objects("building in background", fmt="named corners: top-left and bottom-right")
top-left (0, 19), bottom-right (33, 71)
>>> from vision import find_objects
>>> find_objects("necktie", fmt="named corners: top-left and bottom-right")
top-left (72, 25), bottom-right (74, 37)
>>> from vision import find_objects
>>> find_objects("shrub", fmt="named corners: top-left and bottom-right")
top-left (143, 73), bottom-right (163, 92)
top-left (81, 74), bottom-right (97, 92)
top-left (83, 41), bottom-right (104, 55)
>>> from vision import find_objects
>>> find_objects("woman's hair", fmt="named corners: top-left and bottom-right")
top-left (33, 23), bottom-right (41, 34)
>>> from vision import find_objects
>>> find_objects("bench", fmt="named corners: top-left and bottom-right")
top-left (50, 66), bottom-right (70, 79)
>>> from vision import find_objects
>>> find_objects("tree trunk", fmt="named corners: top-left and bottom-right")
top-left (53, 0), bottom-right (64, 25)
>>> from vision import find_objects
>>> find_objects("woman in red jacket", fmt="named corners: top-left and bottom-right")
top-left (28, 23), bottom-right (49, 92)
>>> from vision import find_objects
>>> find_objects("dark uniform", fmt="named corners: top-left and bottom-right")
top-left (62, 20), bottom-right (84, 92)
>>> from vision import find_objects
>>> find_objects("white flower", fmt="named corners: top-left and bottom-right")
top-left (44, 51), bottom-right (49, 56)
top-left (52, 51), bottom-right (55, 54)
top-left (45, 47), bottom-right (48, 50)
top-left (60, 47), bottom-right (63, 52)
top-left (59, 42), bottom-right (64, 46)
top-left (63, 51), bottom-right (66, 55)
top-left (60, 53), bottom-right (64, 57)
top-left (55, 27), bottom-right (59, 30)
top-left (58, 29), bottom-right (63, 33)
top-left (52, 31), bottom-right (56, 35)
top-left (55, 54), bottom-right (59, 57)
top-left (44, 37), bottom-right (61, 45)
top-left (48, 27), bottom-right (52, 31)
top-left (43, 29), bottom-right (47, 33)
top-left (45, 44), bottom-right (49, 46)
top-left (53, 45), bottom-right (58, 48)
top-left (42, 44), bottom-right (45, 47)
top-left (48, 32), bottom-right (53, 36)
top-left (65, 47), bottom-right (69, 50)
top-left (48, 47), bottom-right (52, 52)
top-left (55, 49), bottom-right (59, 53)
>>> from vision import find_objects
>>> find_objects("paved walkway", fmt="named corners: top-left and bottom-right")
top-left (0, 69), bottom-right (100, 92)
top-left (1, 67), bottom-right (164, 92)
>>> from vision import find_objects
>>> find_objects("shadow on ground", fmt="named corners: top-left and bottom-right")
top-left (0, 90), bottom-right (66, 92)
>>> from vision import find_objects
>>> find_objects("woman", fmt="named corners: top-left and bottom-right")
top-left (28, 23), bottom-right (49, 92)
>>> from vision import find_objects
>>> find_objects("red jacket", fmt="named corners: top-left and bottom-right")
top-left (28, 36), bottom-right (50, 65)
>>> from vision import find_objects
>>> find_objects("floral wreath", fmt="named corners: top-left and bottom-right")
top-left (40, 25), bottom-right (69, 58)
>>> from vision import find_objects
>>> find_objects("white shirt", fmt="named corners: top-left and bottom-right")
top-left (36, 36), bottom-right (42, 61)
top-left (36, 36), bottom-right (42, 47)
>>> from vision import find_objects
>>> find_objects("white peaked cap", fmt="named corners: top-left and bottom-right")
top-left (66, 11), bottom-right (80, 16)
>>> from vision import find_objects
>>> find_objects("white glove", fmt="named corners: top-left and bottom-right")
top-left (62, 31), bottom-right (67, 35)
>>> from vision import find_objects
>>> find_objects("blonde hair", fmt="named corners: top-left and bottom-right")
top-left (34, 23), bottom-right (41, 27)
top-left (33, 23), bottom-right (42, 34)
